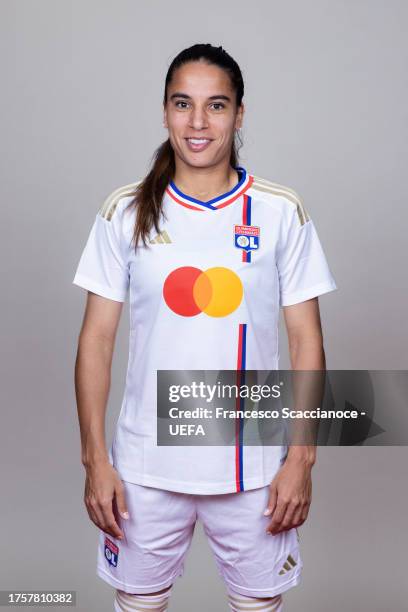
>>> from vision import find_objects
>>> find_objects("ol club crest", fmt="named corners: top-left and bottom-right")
top-left (234, 224), bottom-right (260, 252)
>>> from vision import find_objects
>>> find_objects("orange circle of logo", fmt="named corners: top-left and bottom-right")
top-left (163, 266), bottom-right (243, 317)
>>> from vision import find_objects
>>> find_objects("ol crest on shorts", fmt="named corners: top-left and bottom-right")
top-left (104, 536), bottom-right (119, 567)
top-left (234, 224), bottom-right (260, 252)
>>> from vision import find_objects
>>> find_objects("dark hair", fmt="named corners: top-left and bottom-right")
top-left (125, 43), bottom-right (244, 250)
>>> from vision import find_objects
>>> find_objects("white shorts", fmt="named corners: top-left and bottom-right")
top-left (96, 481), bottom-right (303, 598)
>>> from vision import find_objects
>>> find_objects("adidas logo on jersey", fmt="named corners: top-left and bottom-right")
top-left (150, 231), bottom-right (172, 244)
top-left (278, 553), bottom-right (297, 575)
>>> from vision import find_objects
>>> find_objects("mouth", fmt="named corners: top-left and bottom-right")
top-left (185, 137), bottom-right (213, 152)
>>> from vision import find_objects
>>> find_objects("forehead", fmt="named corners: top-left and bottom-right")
top-left (168, 61), bottom-right (233, 98)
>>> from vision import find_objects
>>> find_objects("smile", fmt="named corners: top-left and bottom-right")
top-left (185, 138), bottom-right (212, 152)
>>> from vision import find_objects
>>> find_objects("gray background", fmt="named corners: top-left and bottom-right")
top-left (1, 0), bottom-right (407, 610)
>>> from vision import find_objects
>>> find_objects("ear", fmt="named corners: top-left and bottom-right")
top-left (163, 106), bottom-right (168, 129)
top-left (235, 103), bottom-right (245, 130)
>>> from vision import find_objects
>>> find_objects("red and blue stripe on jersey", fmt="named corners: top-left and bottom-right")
top-left (235, 322), bottom-right (247, 491)
top-left (241, 193), bottom-right (252, 262)
top-left (234, 192), bottom-right (254, 491)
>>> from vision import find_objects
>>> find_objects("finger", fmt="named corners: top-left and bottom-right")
top-left (85, 497), bottom-right (106, 532)
top-left (86, 504), bottom-right (101, 530)
top-left (266, 501), bottom-right (287, 534)
top-left (301, 502), bottom-right (311, 523)
top-left (268, 509), bottom-right (290, 535)
top-left (99, 498), bottom-right (124, 540)
top-left (292, 507), bottom-right (304, 528)
top-left (278, 504), bottom-right (298, 534)
top-left (114, 481), bottom-right (130, 520)
top-left (84, 481), bottom-right (109, 533)
top-left (263, 485), bottom-right (278, 517)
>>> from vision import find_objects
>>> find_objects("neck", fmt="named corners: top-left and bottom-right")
top-left (173, 161), bottom-right (239, 201)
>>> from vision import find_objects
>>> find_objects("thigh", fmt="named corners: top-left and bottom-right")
top-left (96, 481), bottom-right (197, 594)
top-left (197, 485), bottom-right (302, 598)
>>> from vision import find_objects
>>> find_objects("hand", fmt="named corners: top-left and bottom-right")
top-left (83, 460), bottom-right (130, 540)
top-left (263, 456), bottom-right (312, 535)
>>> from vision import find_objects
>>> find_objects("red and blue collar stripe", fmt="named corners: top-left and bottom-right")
top-left (166, 166), bottom-right (254, 211)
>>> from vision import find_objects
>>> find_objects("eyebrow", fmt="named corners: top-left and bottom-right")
top-left (169, 92), bottom-right (231, 102)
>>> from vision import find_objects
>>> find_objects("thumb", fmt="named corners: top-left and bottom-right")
top-left (263, 484), bottom-right (277, 516)
top-left (115, 483), bottom-right (130, 520)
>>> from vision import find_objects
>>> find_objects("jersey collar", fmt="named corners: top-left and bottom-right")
top-left (166, 166), bottom-right (254, 211)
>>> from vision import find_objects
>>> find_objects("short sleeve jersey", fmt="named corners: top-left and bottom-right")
top-left (73, 167), bottom-right (337, 494)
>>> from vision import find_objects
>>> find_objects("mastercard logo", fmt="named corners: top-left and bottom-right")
top-left (163, 266), bottom-right (243, 317)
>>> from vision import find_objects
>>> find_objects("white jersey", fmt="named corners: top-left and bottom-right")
top-left (73, 166), bottom-right (337, 494)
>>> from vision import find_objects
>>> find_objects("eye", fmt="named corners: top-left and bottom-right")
top-left (175, 100), bottom-right (189, 109)
top-left (210, 102), bottom-right (225, 110)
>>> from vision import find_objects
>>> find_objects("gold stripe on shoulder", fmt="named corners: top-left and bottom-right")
top-left (252, 175), bottom-right (301, 199)
top-left (99, 181), bottom-right (141, 221)
top-left (251, 176), bottom-right (310, 225)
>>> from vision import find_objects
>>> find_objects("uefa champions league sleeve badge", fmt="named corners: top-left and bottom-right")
top-left (234, 224), bottom-right (260, 252)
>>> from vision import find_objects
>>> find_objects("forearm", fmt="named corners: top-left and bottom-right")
top-left (74, 333), bottom-right (114, 468)
top-left (288, 333), bottom-right (326, 371)
top-left (286, 335), bottom-right (326, 466)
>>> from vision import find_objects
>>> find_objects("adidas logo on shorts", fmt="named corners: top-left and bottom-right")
top-left (149, 231), bottom-right (172, 244)
top-left (278, 553), bottom-right (297, 575)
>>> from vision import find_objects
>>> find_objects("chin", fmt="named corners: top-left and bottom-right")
top-left (178, 153), bottom-right (216, 168)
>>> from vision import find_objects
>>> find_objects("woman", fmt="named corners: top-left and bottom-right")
top-left (73, 43), bottom-right (337, 612)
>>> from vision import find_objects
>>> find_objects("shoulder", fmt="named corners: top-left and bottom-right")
top-left (249, 173), bottom-right (310, 226)
top-left (98, 180), bottom-right (143, 221)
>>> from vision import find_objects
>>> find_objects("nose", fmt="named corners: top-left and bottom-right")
top-left (188, 107), bottom-right (208, 130)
